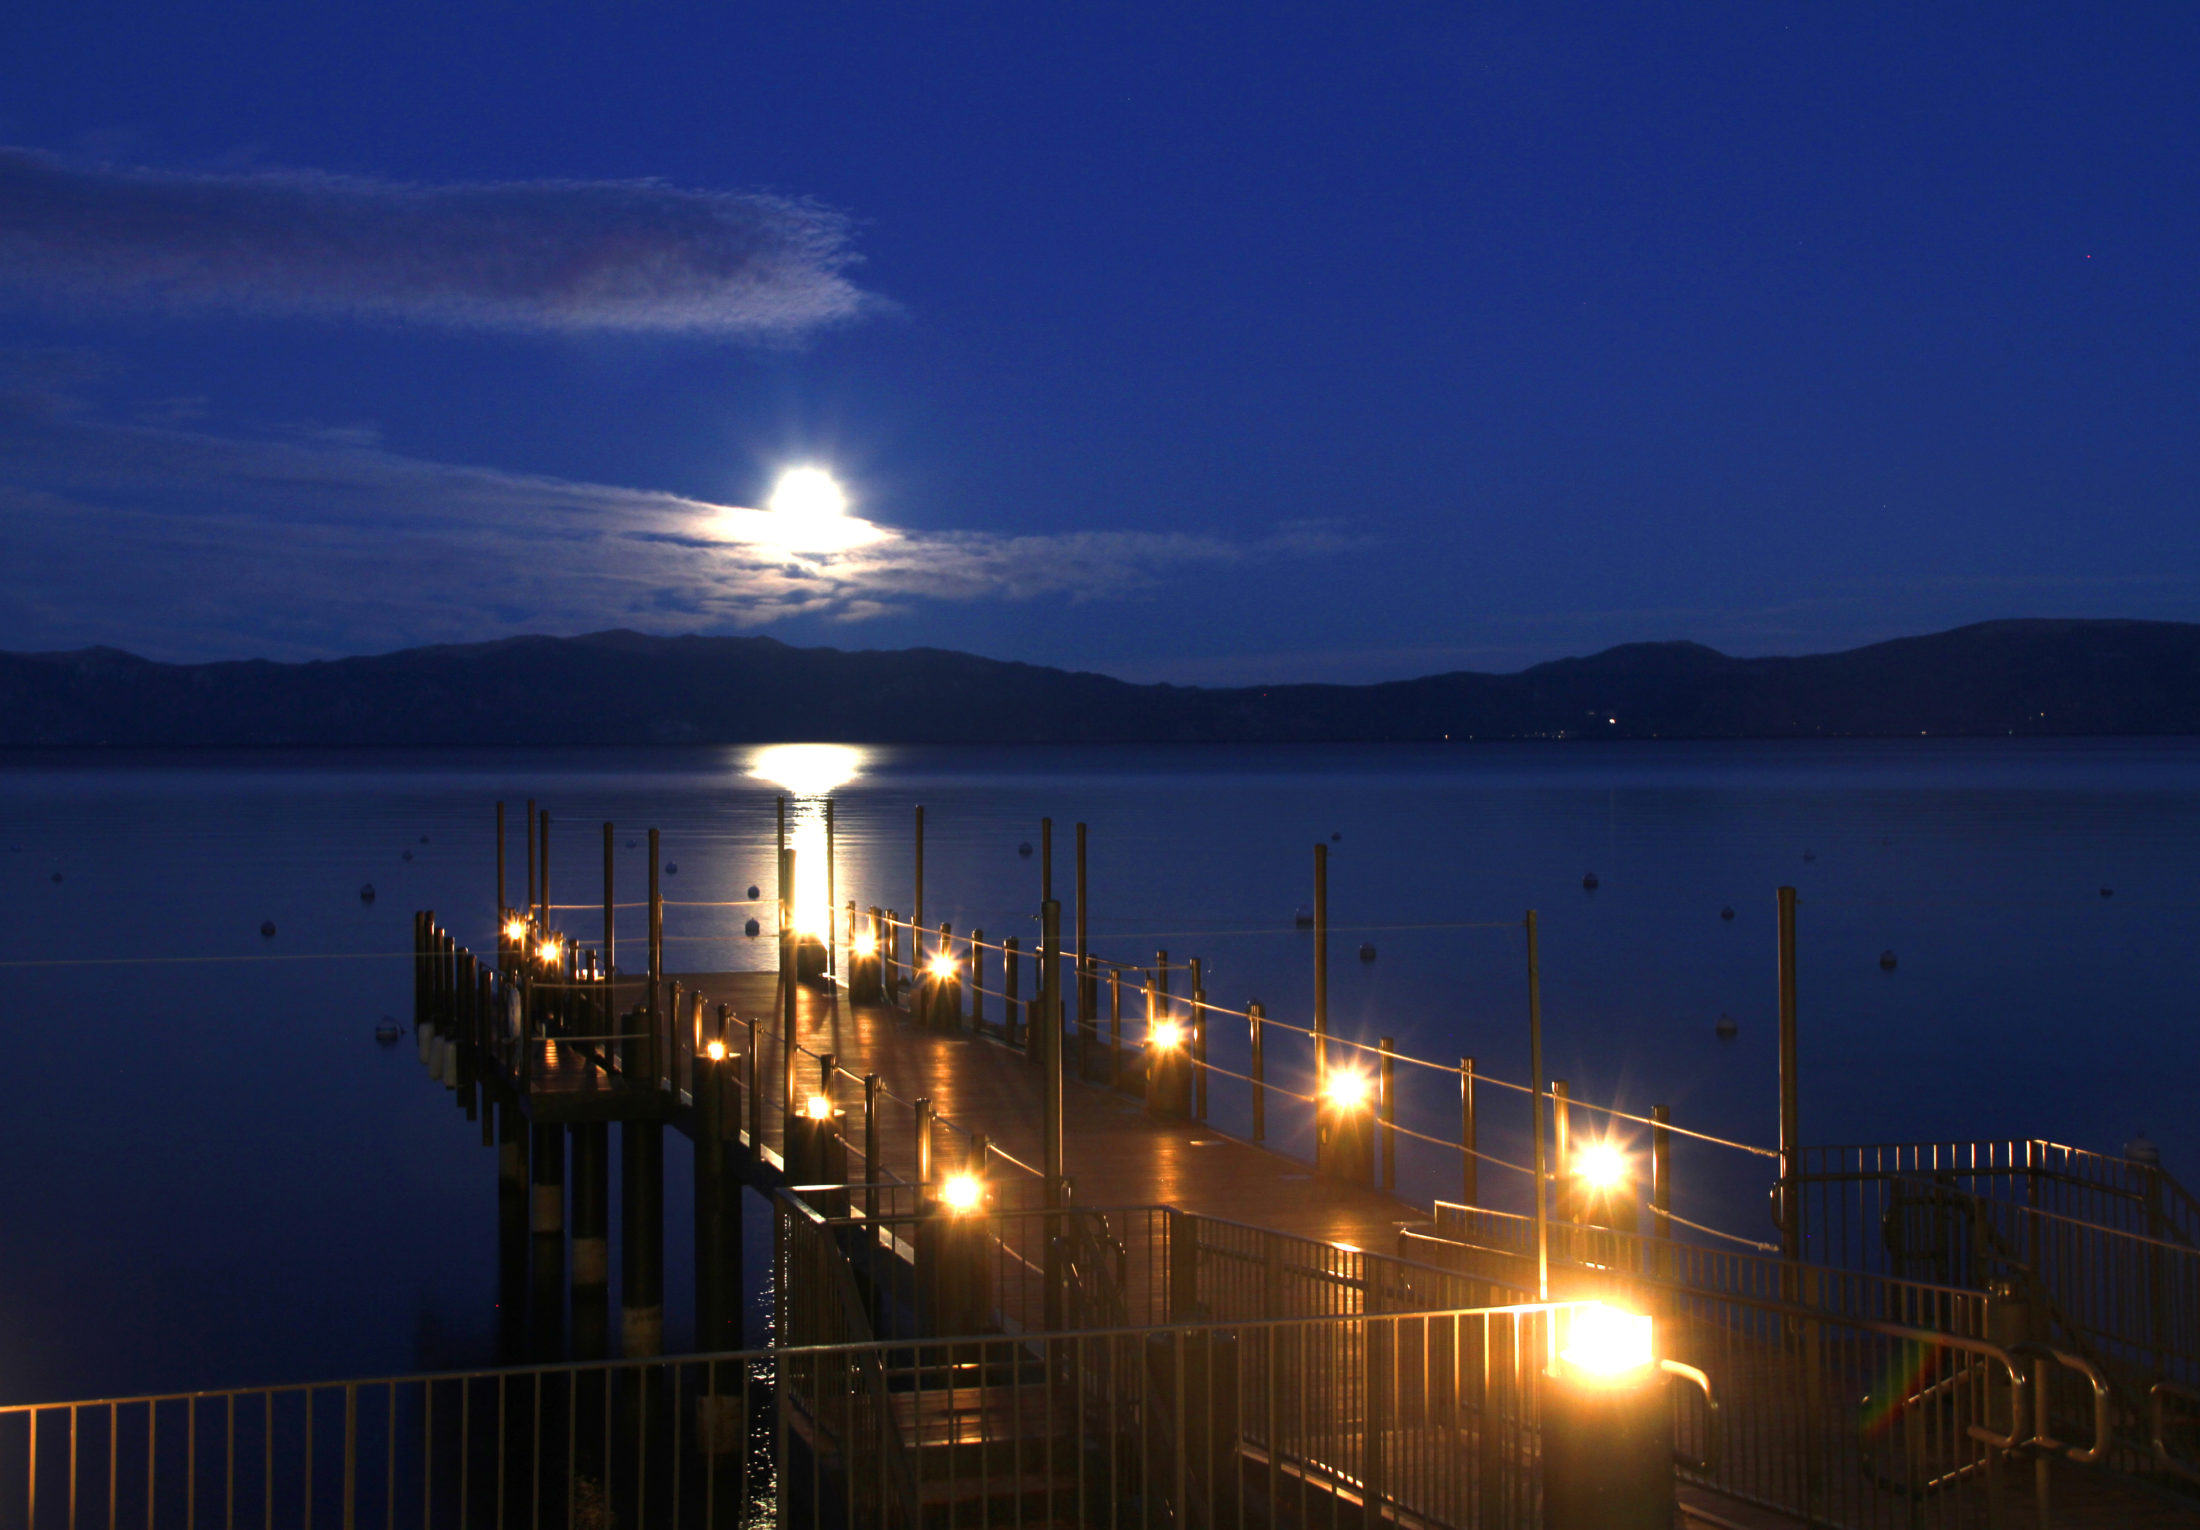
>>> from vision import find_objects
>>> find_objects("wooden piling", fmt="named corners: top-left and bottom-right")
top-left (601, 822), bottom-right (614, 981)
top-left (1075, 822), bottom-right (1093, 1038)
top-left (495, 802), bottom-right (507, 918)
top-left (914, 1096), bottom-right (934, 1191)
top-left (647, 829), bottom-right (663, 1031)
top-left (1041, 898), bottom-right (1064, 1206)
top-left (621, 1121), bottom-right (665, 1357)
top-left (1004, 937), bottom-right (1021, 1050)
top-left (529, 1123), bottom-right (565, 1353)
top-left (913, 805), bottom-right (924, 965)
top-left (824, 797), bottom-right (836, 980)
top-left (1041, 817), bottom-right (1052, 903)
top-left (863, 1073), bottom-right (881, 1221)
top-left (525, 798), bottom-right (536, 918)
top-left (571, 1122), bottom-right (609, 1360)
top-left (780, 849), bottom-right (799, 1124)
top-left (1652, 1103), bottom-right (1673, 1243)
top-left (969, 929), bottom-right (984, 1030)
top-left (1111, 970), bottom-right (1125, 1093)
top-left (1552, 1078), bottom-right (1573, 1223)
top-left (538, 808), bottom-right (550, 932)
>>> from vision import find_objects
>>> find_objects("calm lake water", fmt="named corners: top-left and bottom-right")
top-left (2, 738), bottom-right (2195, 1405)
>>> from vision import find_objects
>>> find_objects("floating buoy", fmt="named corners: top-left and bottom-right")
top-left (1582, 873), bottom-right (1599, 891)
top-left (1802, 849), bottom-right (1817, 863)
top-left (374, 1019), bottom-right (401, 1045)
top-left (1881, 837), bottom-right (1892, 847)
top-left (1715, 1013), bottom-right (1738, 1041)
top-left (626, 839), bottom-right (636, 849)
top-left (2126, 1134), bottom-right (2160, 1166)
top-left (747, 885), bottom-right (761, 900)
top-left (359, 883), bottom-right (376, 904)
top-left (744, 918), bottom-right (761, 937)
top-left (1358, 942), bottom-right (1377, 962)
top-left (50, 870), bottom-right (62, 883)
top-left (1330, 832), bottom-right (1342, 843)
top-left (419, 834), bottom-right (430, 844)
top-left (2099, 887), bottom-right (2114, 899)
top-left (1293, 905), bottom-right (1314, 929)
top-left (1018, 842), bottom-right (1033, 858)
top-left (260, 920), bottom-right (277, 939)
top-left (665, 862), bottom-right (678, 875)
top-left (1720, 906), bottom-right (1735, 921)
top-left (401, 850), bottom-right (413, 862)
top-left (1879, 949), bottom-right (1897, 971)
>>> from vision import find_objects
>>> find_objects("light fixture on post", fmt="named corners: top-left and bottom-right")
top-left (1573, 1139), bottom-right (1639, 1233)
top-left (922, 947), bottom-right (962, 1034)
top-left (1147, 1019), bottom-right (1191, 1120)
top-left (1542, 1302), bottom-right (1718, 1530)
top-left (1318, 1066), bottom-right (1376, 1180)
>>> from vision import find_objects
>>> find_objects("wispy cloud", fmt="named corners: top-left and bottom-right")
top-left (0, 412), bottom-right (1331, 660)
top-left (0, 148), bottom-right (867, 336)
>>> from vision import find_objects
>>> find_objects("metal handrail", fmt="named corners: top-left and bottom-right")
top-left (2010, 1341), bottom-right (2113, 1466)
top-left (2153, 1378), bottom-right (2200, 1484)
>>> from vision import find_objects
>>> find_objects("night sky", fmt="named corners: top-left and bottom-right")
top-left (2, 5), bottom-right (2195, 682)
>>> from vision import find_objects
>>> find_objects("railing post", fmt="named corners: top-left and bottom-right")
top-left (970, 929), bottom-right (985, 1031)
top-left (538, 807), bottom-right (551, 933)
top-left (1109, 968), bottom-right (1124, 1091)
top-left (1075, 821), bottom-right (1093, 1041)
top-left (912, 804), bottom-right (924, 962)
top-left (1250, 1001), bottom-right (1266, 1141)
top-left (1552, 1078), bottom-right (1573, 1223)
top-left (780, 849), bottom-right (798, 1125)
top-left (914, 1097), bottom-right (934, 1195)
top-left (1653, 1103), bottom-right (1673, 1279)
top-left (863, 1073), bottom-right (881, 1221)
top-left (1314, 843), bottom-right (1329, 1099)
top-left (1379, 1037), bottom-right (1396, 1192)
top-left (1004, 936), bottom-right (1021, 1049)
top-left (1042, 899), bottom-right (1065, 1204)
top-left (746, 1013), bottom-right (762, 1153)
top-left (647, 828), bottom-right (662, 1034)
top-left (1461, 1056), bottom-right (1478, 1206)
top-left (824, 796), bottom-right (835, 981)
top-left (601, 821), bottom-right (615, 983)
top-left (1527, 908), bottom-right (1548, 1301)
top-left (495, 802), bottom-right (507, 920)
top-left (1778, 884), bottom-right (1800, 1264)
top-left (1190, 958), bottom-right (1207, 1120)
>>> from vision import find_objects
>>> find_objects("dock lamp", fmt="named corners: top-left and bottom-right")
top-left (1542, 1303), bottom-right (1718, 1530)
top-left (849, 929), bottom-right (884, 1004)
top-left (919, 1169), bottom-right (993, 1333)
top-left (1318, 1067), bottom-right (1376, 1181)
top-left (1574, 1140), bottom-right (1639, 1232)
top-left (1147, 1020), bottom-right (1192, 1120)
top-left (921, 949), bottom-right (963, 1033)
top-left (788, 1093), bottom-right (849, 1214)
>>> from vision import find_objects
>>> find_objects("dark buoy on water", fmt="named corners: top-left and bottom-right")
top-left (418, 834), bottom-right (430, 844)
top-left (1581, 872), bottom-right (1599, 892)
top-left (260, 920), bottom-right (277, 939)
top-left (375, 1018), bottom-right (401, 1045)
top-left (744, 918), bottom-right (761, 937)
top-left (2099, 887), bottom-right (2114, 899)
top-left (665, 862), bottom-right (678, 875)
top-left (1720, 905), bottom-right (1735, 921)
top-left (359, 882), bottom-right (376, 904)
top-left (1715, 1013), bottom-right (1738, 1041)
top-left (401, 849), bottom-right (413, 862)
top-left (626, 839), bottom-right (636, 849)
top-left (1803, 849), bottom-right (1817, 863)
top-left (747, 885), bottom-right (760, 900)
top-left (1293, 905), bottom-right (1314, 929)
top-left (50, 871), bottom-right (62, 883)
top-left (1330, 832), bottom-right (1342, 843)
top-left (1358, 942), bottom-right (1377, 962)
top-left (1018, 842), bottom-right (1033, 858)
top-left (1879, 949), bottom-right (1898, 971)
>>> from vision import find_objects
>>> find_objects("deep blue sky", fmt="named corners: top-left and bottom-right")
top-left (1, 4), bottom-right (2195, 681)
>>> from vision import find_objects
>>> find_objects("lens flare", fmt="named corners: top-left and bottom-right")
top-left (928, 952), bottom-right (958, 980)
top-left (705, 1039), bottom-right (727, 1062)
top-left (1324, 1070), bottom-right (1372, 1110)
top-left (1560, 1303), bottom-right (1653, 1377)
top-left (803, 1094), bottom-right (834, 1121)
top-left (1577, 1142), bottom-right (1629, 1190)
top-left (1150, 1020), bottom-right (1183, 1050)
top-left (504, 919), bottom-right (528, 942)
top-left (940, 1173), bottom-right (984, 1214)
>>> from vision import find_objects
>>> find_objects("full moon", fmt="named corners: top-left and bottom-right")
top-left (769, 467), bottom-right (847, 520)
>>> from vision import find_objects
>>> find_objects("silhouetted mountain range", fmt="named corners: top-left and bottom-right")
top-left (3, 619), bottom-right (2198, 748)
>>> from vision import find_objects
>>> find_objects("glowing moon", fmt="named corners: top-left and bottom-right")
top-left (769, 467), bottom-right (848, 520)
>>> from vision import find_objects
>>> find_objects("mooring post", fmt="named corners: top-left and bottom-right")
top-left (824, 797), bottom-right (836, 981)
top-left (781, 849), bottom-right (799, 1126)
top-left (1005, 936), bottom-right (1022, 1050)
top-left (1777, 884), bottom-right (1800, 1264)
top-left (913, 805), bottom-right (925, 968)
top-left (885, 910), bottom-right (901, 1007)
top-left (525, 798), bottom-right (537, 922)
top-left (1379, 1037), bottom-right (1397, 1191)
top-left (1527, 909), bottom-right (1549, 1301)
top-left (1249, 1001), bottom-right (1266, 1139)
top-left (746, 1012), bottom-right (762, 1153)
top-left (693, 1040), bottom-right (739, 1356)
top-left (1190, 957), bottom-right (1208, 1120)
top-left (601, 822), bottom-right (614, 982)
top-left (1041, 817), bottom-right (1053, 903)
top-left (571, 1122), bottom-right (609, 1360)
top-left (1461, 1057), bottom-right (1479, 1206)
top-left (621, 1121), bottom-right (665, 1357)
top-left (863, 1073), bottom-right (881, 1221)
top-left (970, 929), bottom-right (986, 1031)
top-left (1314, 843), bottom-right (1330, 1105)
top-left (495, 802), bottom-right (507, 920)
top-left (538, 808), bottom-right (551, 933)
